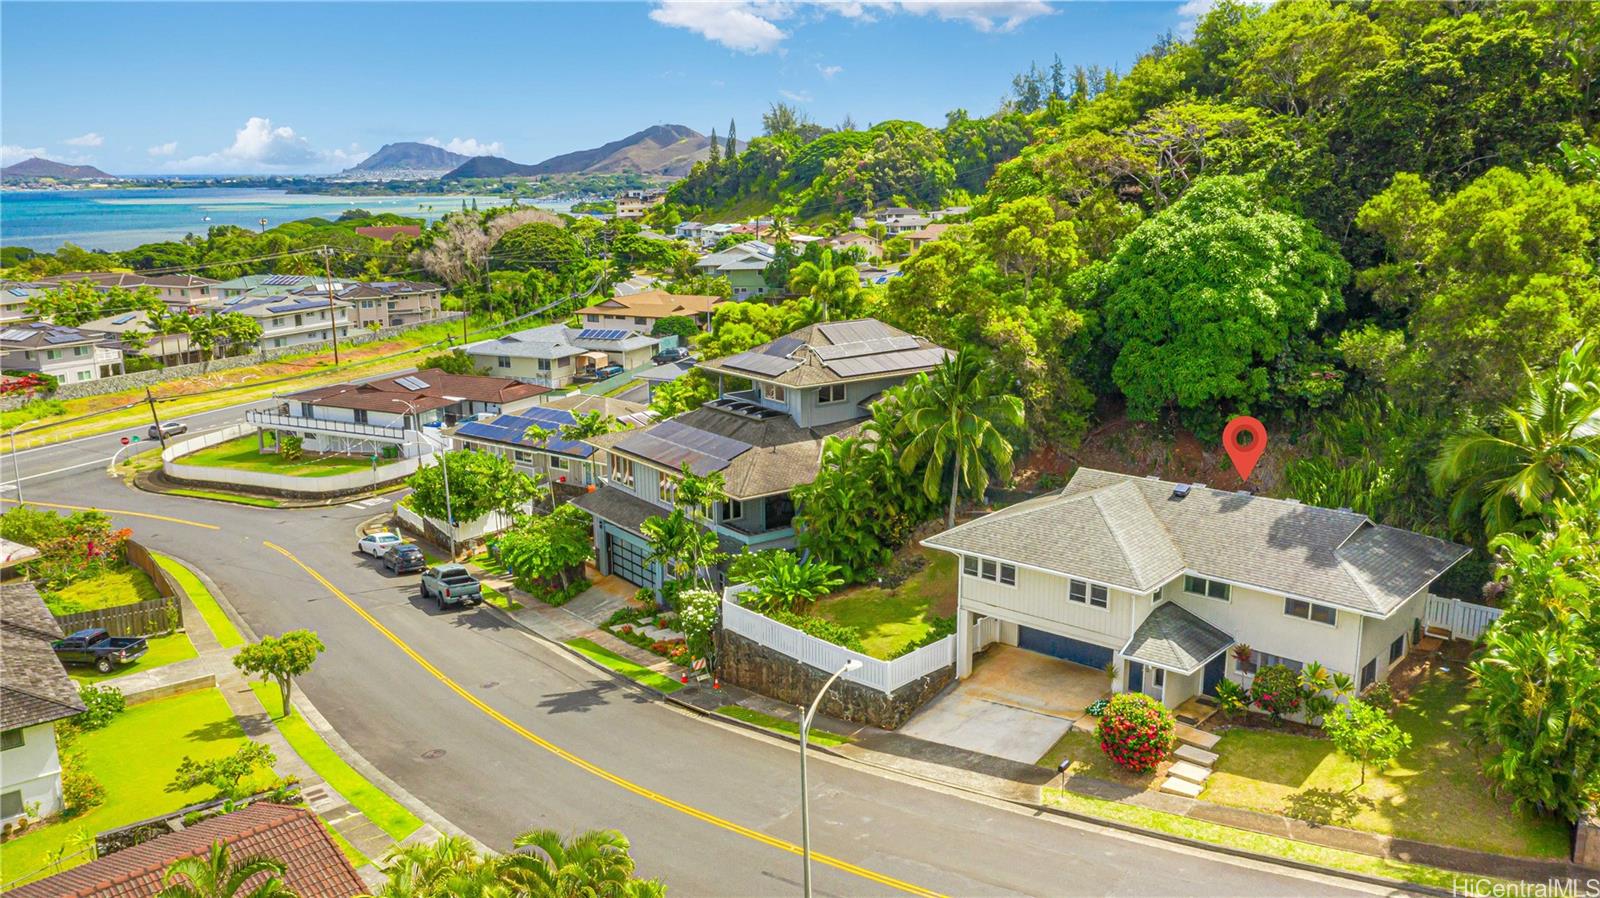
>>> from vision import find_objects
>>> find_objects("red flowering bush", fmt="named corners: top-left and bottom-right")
top-left (1250, 664), bottom-right (1305, 722)
top-left (1097, 693), bottom-right (1176, 773)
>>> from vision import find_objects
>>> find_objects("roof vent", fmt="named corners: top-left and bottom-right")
top-left (1171, 484), bottom-right (1191, 499)
top-left (1144, 474), bottom-right (1160, 480)
top-left (1337, 507), bottom-right (1352, 513)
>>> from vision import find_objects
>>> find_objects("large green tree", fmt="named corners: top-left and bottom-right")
top-left (406, 450), bottom-right (542, 524)
top-left (897, 350), bottom-right (1025, 528)
top-left (1099, 173), bottom-right (1348, 434)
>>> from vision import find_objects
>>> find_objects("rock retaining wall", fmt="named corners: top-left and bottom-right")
top-left (1577, 810), bottom-right (1600, 869)
top-left (715, 629), bottom-right (953, 730)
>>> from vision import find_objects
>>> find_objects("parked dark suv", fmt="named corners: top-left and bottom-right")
top-left (651, 346), bottom-right (690, 365)
top-left (383, 543), bottom-right (427, 574)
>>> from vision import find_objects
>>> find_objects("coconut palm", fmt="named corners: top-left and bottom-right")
top-left (501, 829), bottom-right (663, 898)
top-left (558, 411), bottom-right (625, 442)
top-left (366, 835), bottom-right (487, 898)
top-left (1430, 340), bottom-right (1600, 539)
top-left (897, 350), bottom-right (1025, 528)
top-left (157, 841), bottom-right (295, 898)
top-left (786, 250), bottom-right (861, 322)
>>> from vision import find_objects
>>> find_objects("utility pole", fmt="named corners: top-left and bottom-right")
top-left (322, 245), bottom-right (341, 366)
top-left (145, 387), bottom-right (168, 449)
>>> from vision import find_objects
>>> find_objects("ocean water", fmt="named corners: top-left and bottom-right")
top-left (0, 187), bottom-right (569, 253)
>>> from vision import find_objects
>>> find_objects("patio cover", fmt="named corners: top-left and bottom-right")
top-left (1120, 602), bottom-right (1233, 674)
top-left (579, 350), bottom-right (609, 365)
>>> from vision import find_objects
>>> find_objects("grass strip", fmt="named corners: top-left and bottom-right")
top-left (1043, 788), bottom-right (1478, 892)
top-left (565, 637), bottom-right (683, 693)
top-left (717, 706), bottom-right (851, 746)
top-left (249, 682), bottom-right (423, 842)
top-left (167, 488), bottom-right (282, 508)
top-left (152, 552), bottom-right (245, 648)
top-left (480, 583), bottom-right (522, 611)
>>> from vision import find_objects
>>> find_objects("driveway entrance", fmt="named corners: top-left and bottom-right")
top-left (900, 645), bottom-right (1112, 764)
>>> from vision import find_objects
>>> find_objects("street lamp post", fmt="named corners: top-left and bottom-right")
top-left (801, 658), bottom-right (861, 898)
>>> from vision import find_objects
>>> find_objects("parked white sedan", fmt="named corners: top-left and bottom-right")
top-left (357, 532), bottom-right (403, 558)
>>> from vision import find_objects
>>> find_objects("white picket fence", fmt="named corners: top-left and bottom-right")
top-left (1423, 593), bottom-right (1503, 641)
top-left (720, 584), bottom-right (955, 694)
top-left (394, 503), bottom-right (513, 543)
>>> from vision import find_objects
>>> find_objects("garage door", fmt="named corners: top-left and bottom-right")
top-left (1018, 627), bottom-right (1114, 669)
top-left (605, 532), bottom-right (652, 588)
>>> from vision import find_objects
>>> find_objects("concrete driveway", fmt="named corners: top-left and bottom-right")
top-left (899, 645), bottom-right (1111, 764)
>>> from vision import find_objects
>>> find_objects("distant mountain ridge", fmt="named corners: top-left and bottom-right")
top-left (1, 157), bottom-right (117, 180)
top-left (444, 124), bottom-right (737, 180)
top-left (341, 142), bottom-right (472, 178)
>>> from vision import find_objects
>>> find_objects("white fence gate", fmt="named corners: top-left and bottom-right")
top-left (1424, 594), bottom-right (1503, 641)
top-left (720, 584), bottom-right (955, 694)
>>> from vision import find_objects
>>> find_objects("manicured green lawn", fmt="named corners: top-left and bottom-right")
top-left (718, 706), bottom-right (851, 746)
top-left (178, 433), bottom-right (372, 477)
top-left (168, 488), bottom-right (282, 508)
top-left (566, 638), bottom-right (683, 693)
top-left (152, 552), bottom-right (245, 648)
top-left (1202, 672), bottom-right (1571, 858)
top-left (1034, 728), bottom-right (1160, 788)
top-left (812, 549), bottom-right (957, 659)
top-left (43, 566), bottom-right (161, 614)
top-left (480, 583), bottom-right (522, 611)
top-left (248, 682), bottom-right (422, 842)
top-left (69, 632), bottom-right (197, 685)
top-left (1044, 788), bottom-right (1475, 892)
top-left (0, 690), bottom-right (276, 887)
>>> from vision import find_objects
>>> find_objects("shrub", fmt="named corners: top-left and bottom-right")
top-left (676, 588), bottom-right (720, 661)
top-left (60, 750), bottom-right (104, 817)
top-left (1213, 679), bottom-right (1248, 714)
top-left (1361, 681), bottom-right (1397, 712)
top-left (767, 610), bottom-right (865, 653)
top-left (75, 684), bottom-right (126, 730)
top-left (1096, 693), bottom-right (1176, 773)
top-left (279, 434), bottom-right (303, 461)
top-left (1250, 664), bottom-right (1305, 722)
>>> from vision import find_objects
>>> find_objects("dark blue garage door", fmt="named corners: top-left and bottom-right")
top-left (1018, 627), bottom-right (1115, 669)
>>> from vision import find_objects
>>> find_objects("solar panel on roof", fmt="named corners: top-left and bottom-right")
top-left (763, 336), bottom-right (804, 358)
top-left (817, 320), bottom-right (897, 344)
top-left (0, 328), bottom-right (34, 341)
top-left (110, 313), bottom-right (137, 325)
top-left (44, 332), bottom-right (88, 344)
top-left (9, 288), bottom-right (28, 296)
top-left (615, 420), bottom-right (750, 476)
top-left (721, 350), bottom-right (802, 377)
top-left (651, 419), bottom-right (750, 461)
top-left (811, 335), bottom-right (920, 361)
top-left (393, 375), bottom-right (431, 391)
top-left (577, 328), bottom-right (629, 341)
top-left (822, 348), bottom-right (949, 378)
top-left (263, 274), bottom-right (306, 286)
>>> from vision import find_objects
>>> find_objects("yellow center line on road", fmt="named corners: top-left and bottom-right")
top-left (0, 498), bottom-right (220, 530)
top-left (263, 540), bottom-right (945, 898)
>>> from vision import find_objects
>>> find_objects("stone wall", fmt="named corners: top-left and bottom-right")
top-left (715, 629), bottom-right (953, 730)
top-left (1576, 809), bottom-right (1600, 869)
top-left (0, 313), bottom-right (463, 409)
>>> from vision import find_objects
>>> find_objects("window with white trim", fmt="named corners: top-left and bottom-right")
top-left (1068, 578), bottom-right (1108, 608)
top-left (817, 384), bottom-right (846, 405)
top-left (720, 499), bottom-right (744, 522)
top-left (1389, 634), bottom-right (1406, 665)
top-left (1150, 667), bottom-right (1166, 700)
top-left (962, 556), bottom-right (1015, 586)
top-left (1184, 575), bottom-right (1230, 601)
top-left (497, 355), bottom-right (511, 368)
top-left (963, 555), bottom-right (978, 577)
top-left (761, 382), bottom-right (787, 404)
top-left (609, 453), bottom-right (634, 486)
top-left (1235, 651), bottom-right (1303, 676)
top-left (1284, 597), bottom-right (1337, 626)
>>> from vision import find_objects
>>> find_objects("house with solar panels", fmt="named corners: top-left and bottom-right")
top-left (218, 292), bottom-right (353, 351)
top-left (693, 241), bottom-right (775, 299)
top-left (0, 282), bottom-right (46, 325)
top-left (78, 310), bottom-right (198, 367)
top-left (0, 323), bottom-right (125, 383)
top-left (461, 324), bottom-right (660, 389)
top-left (569, 319), bottom-right (952, 595)
top-left (448, 395), bottom-right (648, 499)
top-left (31, 272), bottom-right (221, 310)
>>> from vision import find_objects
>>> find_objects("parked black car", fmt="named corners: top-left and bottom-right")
top-left (383, 543), bottom-right (427, 574)
top-left (52, 628), bottom-right (149, 673)
top-left (651, 346), bottom-right (690, 365)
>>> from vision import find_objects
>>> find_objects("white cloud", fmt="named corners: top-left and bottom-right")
top-left (780, 89), bottom-right (814, 103)
top-left (422, 136), bottom-right (504, 157)
top-left (817, 63), bottom-right (843, 79)
top-left (1, 145), bottom-right (46, 164)
top-left (1174, 0), bottom-right (1266, 35)
top-left (168, 116), bottom-right (359, 173)
top-left (64, 132), bottom-right (104, 147)
top-left (648, 0), bottom-right (1051, 52)
top-left (649, 0), bottom-right (788, 53)
top-left (148, 141), bottom-right (179, 157)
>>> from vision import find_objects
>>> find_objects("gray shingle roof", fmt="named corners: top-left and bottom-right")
top-left (696, 318), bottom-right (952, 388)
top-left (2, 581), bottom-right (85, 731)
top-left (1120, 601), bottom-right (1234, 673)
top-left (924, 468), bottom-right (1470, 616)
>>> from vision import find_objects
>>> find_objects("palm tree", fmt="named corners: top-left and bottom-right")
top-left (558, 411), bottom-right (624, 442)
top-left (898, 350), bottom-right (1025, 528)
top-left (1430, 340), bottom-right (1600, 539)
top-left (367, 835), bottom-right (486, 898)
top-left (786, 250), bottom-right (860, 322)
top-left (501, 829), bottom-right (663, 898)
top-left (157, 841), bottom-right (295, 898)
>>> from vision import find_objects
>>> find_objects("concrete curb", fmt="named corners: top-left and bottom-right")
top-left (476, 601), bottom-right (1464, 897)
top-left (134, 468), bottom-right (410, 510)
top-left (164, 550), bottom-right (482, 856)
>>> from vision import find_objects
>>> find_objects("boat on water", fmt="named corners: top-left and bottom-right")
top-left (201, 215), bottom-right (212, 221)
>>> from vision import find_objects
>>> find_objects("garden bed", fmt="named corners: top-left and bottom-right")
top-left (811, 548), bottom-right (957, 660)
top-left (42, 566), bottom-right (161, 615)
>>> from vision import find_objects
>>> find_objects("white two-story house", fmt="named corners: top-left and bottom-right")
top-left (923, 469), bottom-right (1470, 710)
top-left (0, 323), bottom-right (125, 383)
top-left (222, 295), bottom-right (353, 352)
top-left (571, 318), bottom-right (951, 597)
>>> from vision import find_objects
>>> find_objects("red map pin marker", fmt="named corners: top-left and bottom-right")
top-left (1222, 415), bottom-right (1268, 482)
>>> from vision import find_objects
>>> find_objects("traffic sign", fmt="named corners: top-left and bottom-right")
top-left (120, 437), bottom-right (130, 445)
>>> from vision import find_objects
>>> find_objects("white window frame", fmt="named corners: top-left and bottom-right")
top-left (497, 355), bottom-right (512, 368)
top-left (761, 382), bottom-right (787, 404)
top-left (1236, 651), bottom-right (1303, 677)
top-left (963, 556), bottom-right (1015, 587)
top-left (1184, 574), bottom-right (1230, 602)
top-left (817, 384), bottom-right (846, 405)
top-left (1068, 578), bottom-right (1109, 609)
top-left (1283, 597), bottom-right (1338, 627)
top-left (1149, 667), bottom-right (1166, 702)
top-left (609, 453), bottom-right (634, 486)
top-left (720, 499), bottom-right (745, 522)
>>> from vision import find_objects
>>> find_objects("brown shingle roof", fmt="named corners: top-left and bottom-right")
top-left (354, 224), bottom-right (421, 241)
top-left (576, 290), bottom-right (720, 319)
top-left (1, 580), bottom-right (84, 732)
top-left (285, 368), bottom-right (548, 412)
top-left (9, 803), bottom-right (365, 898)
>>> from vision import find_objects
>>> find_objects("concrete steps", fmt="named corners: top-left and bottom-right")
top-left (1161, 728), bottom-right (1221, 798)
top-left (1174, 743), bottom-right (1219, 766)
top-left (1174, 722), bottom-right (1220, 751)
top-left (1167, 759), bottom-right (1212, 786)
top-left (1158, 776), bottom-right (1203, 798)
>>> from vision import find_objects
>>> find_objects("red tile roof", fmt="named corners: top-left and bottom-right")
top-left (9, 803), bottom-right (365, 898)
top-left (354, 225), bottom-right (422, 241)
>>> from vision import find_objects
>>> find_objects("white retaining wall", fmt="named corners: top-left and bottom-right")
top-left (163, 423), bottom-right (419, 495)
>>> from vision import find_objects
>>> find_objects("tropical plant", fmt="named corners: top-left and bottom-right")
top-left (1096, 692), bottom-right (1176, 773)
top-left (558, 410), bottom-right (627, 442)
top-left (729, 549), bottom-right (844, 615)
top-left (897, 350), bottom-right (1025, 528)
top-left (1249, 664), bottom-right (1305, 723)
top-left (406, 449), bottom-right (542, 524)
top-left (233, 630), bottom-right (326, 718)
top-left (502, 828), bottom-right (664, 898)
top-left (786, 250), bottom-right (863, 321)
top-left (1213, 679), bottom-right (1248, 714)
top-left (75, 684), bottom-right (126, 729)
top-left (675, 587), bottom-right (721, 662)
top-left (167, 741), bottom-right (277, 801)
top-left (157, 840), bottom-right (293, 898)
top-left (1430, 340), bottom-right (1600, 540)
top-left (497, 504), bottom-right (593, 594)
top-left (1323, 699), bottom-right (1411, 789)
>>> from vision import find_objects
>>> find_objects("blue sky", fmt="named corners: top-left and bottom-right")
top-left (2, 1), bottom-right (1197, 175)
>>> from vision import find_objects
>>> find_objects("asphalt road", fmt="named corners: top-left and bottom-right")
top-left (9, 404), bottom-right (1414, 898)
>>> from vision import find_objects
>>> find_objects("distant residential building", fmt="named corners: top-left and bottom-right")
top-left (9, 802), bottom-right (365, 898)
top-left (354, 224), bottom-right (421, 241)
top-left (873, 206), bottom-right (920, 223)
top-left (288, 280), bottom-right (444, 329)
top-left (674, 221), bottom-right (705, 241)
top-left (694, 241), bottom-right (775, 300)
top-left (248, 369), bottom-right (549, 458)
top-left (212, 273), bottom-right (326, 300)
top-left (0, 282), bottom-right (45, 325)
top-left (32, 272), bottom-right (220, 310)
top-left (575, 290), bottom-right (720, 333)
top-left (698, 222), bottom-right (737, 247)
top-left (0, 322), bottom-right (125, 382)
top-left (615, 188), bottom-right (667, 219)
top-left (450, 393), bottom-right (652, 494)
top-left (218, 294), bottom-right (352, 351)
top-left (77, 310), bottom-right (198, 367)
top-left (903, 222), bottom-right (953, 251)
top-left (821, 232), bottom-right (882, 258)
top-left (930, 206), bottom-right (970, 220)
top-left (883, 214), bottom-right (933, 237)
top-left (461, 324), bottom-right (660, 388)
top-left (635, 358), bottom-right (694, 401)
top-left (1, 581), bottom-right (86, 826)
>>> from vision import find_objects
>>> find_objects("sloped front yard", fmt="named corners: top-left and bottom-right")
top-left (1201, 672), bottom-right (1571, 858)
top-left (178, 433), bottom-right (372, 477)
top-left (811, 549), bottom-right (958, 660)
